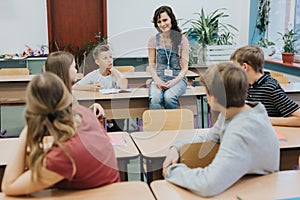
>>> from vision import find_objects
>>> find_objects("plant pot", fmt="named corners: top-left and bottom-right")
top-left (281, 52), bottom-right (294, 64)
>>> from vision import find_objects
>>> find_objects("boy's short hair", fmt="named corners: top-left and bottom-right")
top-left (230, 45), bottom-right (264, 73)
top-left (200, 62), bottom-right (249, 108)
top-left (93, 44), bottom-right (111, 60)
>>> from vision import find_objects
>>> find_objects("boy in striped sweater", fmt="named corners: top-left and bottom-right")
top-left (231, 45), bottom-right (300, 127)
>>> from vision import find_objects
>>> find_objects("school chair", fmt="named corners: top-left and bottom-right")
top-left (0, 68), bottom-right (30, 76)
top-left (206, 45), bottom-right (238, 65)
top-left (114, 66), bottom-right (135, 73)
top-left (142, 109), bottom-right (194, 131)
top-left (141, 109), bottom-right (194, 182)
top-left (180, 142), bottom-right (219, 168)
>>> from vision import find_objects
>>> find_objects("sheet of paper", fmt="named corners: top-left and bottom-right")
top-left (109, 135), bottom-right (127, 146)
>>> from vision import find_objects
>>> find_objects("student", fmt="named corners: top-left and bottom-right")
top-left (1, 73), bottom-right (120, 196)
top-left (162, 62), bottom-right (279, 197)
top-left (148, 5), bottom-right (189, 109)
top-left (230, 45), bottom-right (300, 127)
top-left (73, 44), bottom-right (128, 91)
top-left (45, 51), bottom-right (105, 119)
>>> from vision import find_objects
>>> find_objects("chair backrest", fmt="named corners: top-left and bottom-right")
top-left (114, 66), bottom-right (135, 73)
top-left (142, 109), bottom-right (194, 131)
top-left (0, 68), bottom-right (30, 76)
top-left (206, 45), bottom-right (237, 65)
top-left (180, 142), bottom-right (219, 168)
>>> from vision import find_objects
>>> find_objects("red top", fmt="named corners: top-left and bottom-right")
top-left (46, 105), bottom-right (120, 189)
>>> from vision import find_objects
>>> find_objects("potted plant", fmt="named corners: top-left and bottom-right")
top-left (183, 8), bottom-right (238, 65)
top-left (278, 28), bottom-right (298, 64)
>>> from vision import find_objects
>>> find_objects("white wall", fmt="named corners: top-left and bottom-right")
top-left (107, 0), bottom-right (250, 58)
top-left (0, 0), bottom-right (250, 58)
top-left (0, 0), bottom-right (48, 55)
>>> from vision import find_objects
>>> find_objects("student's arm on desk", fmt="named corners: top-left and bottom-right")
top-left (163, 124), bottom-right (221, 177)
top-left (72, 83), bottom-right (102, 92)
top-left (1, 127), bottom-right (64, 196)
top-left (270, 109), bottom-right (300, 127)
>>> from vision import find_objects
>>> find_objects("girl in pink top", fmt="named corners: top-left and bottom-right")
top-left (2, 73), bottom-right (120, 196)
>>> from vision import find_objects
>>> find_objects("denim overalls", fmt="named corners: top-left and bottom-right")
top-left (149, 34), bottom-right (187, 109)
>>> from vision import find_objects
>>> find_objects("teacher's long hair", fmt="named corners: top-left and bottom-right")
top-left (25, 72), bottom-right (76, 181)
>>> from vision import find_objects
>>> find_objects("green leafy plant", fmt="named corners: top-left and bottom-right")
top-left (278, 28), bottom-right (298, 53)
top-left (256, 0), bottom-right (271, 34)
top-left (258, 37), bottom-right (275, 48)
top-left (183, 8), bottom-right (238, 48)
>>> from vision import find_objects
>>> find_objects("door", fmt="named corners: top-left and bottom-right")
top-left (47, 0), bottom-right (107, 65)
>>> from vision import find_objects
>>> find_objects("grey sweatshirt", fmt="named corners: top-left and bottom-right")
top-left (165, 102), bottom-right (280, 197)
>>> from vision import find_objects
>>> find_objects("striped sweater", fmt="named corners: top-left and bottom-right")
top-left (246, 72), bottom-right (299, 117)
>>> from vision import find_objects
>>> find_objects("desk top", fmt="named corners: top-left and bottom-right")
top-left (0, 132), bottom-right (138, 166)
top-left (73, 86), bottom-right (206, 101)
top-left (108, 132), bottom-right (139, 159)
top-left (0, 75), bottom-right (34, 82)
top-left (0, 181), bottom-right (155, 200)
top-left (281, 82), bottom-right (300, 93)
top-left (131, 129), bottom-right (207, 158)
top-left (275, 126), bottom-right (300, 149)
top-left (124, 70), bottom-right (199, 78)
top-left (0, 138), bottom-right (19, 165)
top-left (131, 127), bottom-right (300, 158)
top-left (151, 170), bottom-right (300, 199)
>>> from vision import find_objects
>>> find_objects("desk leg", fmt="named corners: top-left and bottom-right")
top-left (145, 157), bottom-right (164, 184)
top-left (117, 158), bottom-right (128, 181)
top-left (0, 166), bottom-right (5, 192)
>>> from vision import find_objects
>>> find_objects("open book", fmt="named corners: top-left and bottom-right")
top-left (99, 88), bottom-right (131, 94)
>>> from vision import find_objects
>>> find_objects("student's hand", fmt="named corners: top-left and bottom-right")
top-left (106, 68), bottom-right (112, 75)
top-left (162, 147), bottom-right (179, 177)
top-left (89, 103), bottom-right (105, 118)
top-left (89, 83), bottom-right (102, 92)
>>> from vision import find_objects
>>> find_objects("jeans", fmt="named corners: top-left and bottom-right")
top-left (149, 79), bottom-right (187, 109)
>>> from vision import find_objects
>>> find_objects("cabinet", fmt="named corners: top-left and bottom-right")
top-left (0, 57), bottom-right (47, 75)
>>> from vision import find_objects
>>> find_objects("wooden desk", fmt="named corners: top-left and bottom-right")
top-left (0, 132), bottom-right (139, 181)
top-left (0, 138), bottom-right (19, 166)
top-left (150, 170), bottom-right (300, 199)
top-left (281, 82), bottom-right (300, 104)
top-left (73, 87), bottom-right (206, 123)
top-left (124, 70), bottom-right (200, 88)
top-left (108, 132), bottom-right (140, 181)
top-left (0, 181), bottom-right (155, 200)
top-left (131, 127), bottom-right (300, 183)
top-left (0, 75), bottom-right (33, 103)
top-left (131, 129), bottom-right (203, 183)
top-left (275, 126), bottom-right (300, 170)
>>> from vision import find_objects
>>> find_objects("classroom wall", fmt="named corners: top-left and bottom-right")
top-left (0, 0), bottom-right (48, 55)
top-left (0, 0), bottom-right (250, 58)
top-left (107, 0), bottom-right (251, 58)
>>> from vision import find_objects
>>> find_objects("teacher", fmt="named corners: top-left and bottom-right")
top-left (148, 5), bottom-right (189, 109)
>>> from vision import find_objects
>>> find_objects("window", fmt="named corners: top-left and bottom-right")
top-left (268, 0), bottom-right (298, 55)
